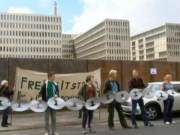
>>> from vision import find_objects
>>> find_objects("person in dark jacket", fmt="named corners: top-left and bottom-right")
top-left (38, 72), bottom-right (59, 135)
top-left (78, 75), bottom-right (97, 134)
top-left (0, 80), bottom-right (14, 127)
top-left (104, 70), bottom-right (132, 131)
top-left (128, 69), bottom-right (154, 129)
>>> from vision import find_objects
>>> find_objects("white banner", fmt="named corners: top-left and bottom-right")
top-left (13, 67), bottom-right (101, 101)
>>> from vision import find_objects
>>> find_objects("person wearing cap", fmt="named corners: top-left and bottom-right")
top-left (161, 74), bottom-right (176, 125)
top-left (78, 75), bottom-right (97, 134)
top-left (104, 70), bottom-right (132, 131)
top-left (128, 69), bottom-right (154, 128)
top-left (0, 80), bottom-right (14, 127)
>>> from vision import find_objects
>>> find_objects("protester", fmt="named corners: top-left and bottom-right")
top-left (78, 75), bottom-right (97, 134)
top-left (104, 70), bottom-right (132, 131)
top-left (0, 80), bottom-right (14, 127)
top-left (128, 69), bottom-right (154, 128)
top-left (161, 74), bottom-right (176, 125)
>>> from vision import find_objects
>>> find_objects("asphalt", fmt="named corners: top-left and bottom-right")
top-left (2, 120), bottom-right (180, 135)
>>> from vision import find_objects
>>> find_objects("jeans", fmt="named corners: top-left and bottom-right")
top-left (108, 101), bottom-right (128, 128)
top-left (1, 107), bottom-right (9, 126)
top-left (79, 109), bottom-right (82, 117)
top-left (163, 98), bottom-right (174, 123)
top-left (131, 98), bottom-right (148, 125)
top-left (82, 107), bottom-right (93, 128)
top-left (44, 107), bottom-right (56, 134)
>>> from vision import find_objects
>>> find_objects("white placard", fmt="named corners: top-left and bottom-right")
top-left (150, 68), bottom-right (157, 74)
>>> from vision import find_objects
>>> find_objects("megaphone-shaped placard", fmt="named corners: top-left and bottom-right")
top-left (130, 89), bottom-right (142, 100)
top-left (167, 90), bottom-right (177, 97)
top-left (142, 88), bottom-right (155, 99)
top-left (115, 91), bottom-right (129, 103)
top-left (48, 97), bottom-right (65, 110)
top-left (155, 91), bottom-right (168, 100)
top-left (100, 92), bottom-right (115, 104)
top-left (65, 98), bottom-right (83, 111)
top-left (30, 100), bottom-right (48, 113)
top-left (11, 100), bottom-right (30, 112)
top-left (0, 97), bottom-right (9, 110)
top-left (85, 97), bottom-right (100, 110)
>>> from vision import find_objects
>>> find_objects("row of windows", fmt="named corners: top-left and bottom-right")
top-left (167, 25), bottom-right (180, 31)
top-left (0, 46), bottom-right (61, 53)
top-left (145, 32), bottom-right (165, 42)
top-left (107, 49), bottom-right (130, 55)
top-left (0, 23), bottom-right (61, 31)
top-left (167, 44), bottom-right (180, 50)
top-left (106, 20), bottom-right (129, 28)
top-left (77, 43), bottom-right (106, 57)
top-left (107, 28), bottom-right (129, 35)
top-left (0, 38), bottom-right (61, 45)
top-left (167, 38), bottom-right (180, 43)
top-left (159, 51), bottom-right (167, 57)
top-left (107, 42), bottom-right (121, 48)
top-left (0, 14), bottom-right (61, 23)
top-left (0, 55), bottom-right (61, 59)
top-left (62, 50), bottom-right (74, 53)
top-left (108, 35), bottom-right (129, 41)
top-left (107, 56), bottom-right (130, 60)
top-left (131, 25), bottom-right (166, 40)
top-left (0, 31), bottom-right (61, 38)
top-left (62, 54), bottom-right (75, 59)
top-left (168, 51), bottom-right (180, 56)
top-left (153, 58), bottom-right (167, 61)
top-left (76, 36), bottom-right (105, 53)
top-left (75, 22), bottom-right (105, 43)
top-left (75, 29), bottom-right (105, 46)
top-left (146, 54), bottom-right (154, 60)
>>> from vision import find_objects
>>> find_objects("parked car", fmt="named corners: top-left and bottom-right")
top-left (121, 81), bottom-right (180, 120)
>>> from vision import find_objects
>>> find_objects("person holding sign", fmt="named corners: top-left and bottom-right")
top-left (104, 70), bottom-right (132, 131)
top-left (38, 72), bottom-right (59, 135)
top-left (0, 80), bottom-right (14, 127)
top-left (161, 74), bottom-right (176, 125)
top-left (128, 69), bottom-right (154, 129)
top-left (78, 75), bottom-right (97, 134)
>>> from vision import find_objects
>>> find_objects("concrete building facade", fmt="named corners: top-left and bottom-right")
top-left (62, 34), bottom-right (78, 59)
top-left (131, 23), bottom-right (180, 62)
top-left (74, 19), bottom-right (131, 60)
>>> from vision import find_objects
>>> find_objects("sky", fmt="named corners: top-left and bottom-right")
top-left (0, 0), bottom-right (180, 35)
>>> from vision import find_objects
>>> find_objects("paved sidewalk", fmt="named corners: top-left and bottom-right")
top-left (0, 109), bottom-right (124, 132)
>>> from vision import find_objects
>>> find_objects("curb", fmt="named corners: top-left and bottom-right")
top-left (0, 119), bottom-right (117, 132)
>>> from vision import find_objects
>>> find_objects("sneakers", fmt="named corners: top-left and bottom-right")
top-left (145, 122), bottom-right (154, 127)
top-left (165, 121), bottom-right (176, 125)
top-left (109, 127), bottom-right (116, 131)
top-left (82, 128), bottom-right (87, 134)
top-left (133, 125), bottom-right (138, 129)
top-left (88, 127), bottom-right (96, 133)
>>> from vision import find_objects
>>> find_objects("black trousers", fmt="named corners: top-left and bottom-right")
top-left (108, 101), bottom-right (128, 128)
top-left (82, 107), bottom-right (94, 128)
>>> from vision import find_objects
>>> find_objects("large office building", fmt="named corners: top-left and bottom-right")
top-left (74, 19), bottom-right (131, 60)
top-left (0, 1), bottom-right (64, 59)
top-left (131, 23), bottom-right (180, 62)
top-left (62, 34), bottom-right (78, 59)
